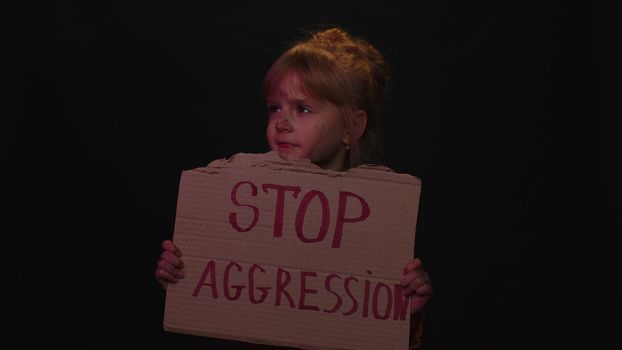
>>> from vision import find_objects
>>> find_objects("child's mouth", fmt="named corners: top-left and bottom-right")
top-left (277, 142), bottom-right (297, 149)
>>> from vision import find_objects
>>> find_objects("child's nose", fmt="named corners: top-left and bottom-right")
top-left (276, 115), bottom-right (293, 132)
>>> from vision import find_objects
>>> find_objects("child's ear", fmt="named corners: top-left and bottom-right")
top-left (350, 110), bottom-right (368, 141)
top-left (343, 110), bottom-right (367, 146)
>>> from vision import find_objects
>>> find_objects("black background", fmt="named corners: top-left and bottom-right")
top-left (6, 1), bottom-right (620, 349)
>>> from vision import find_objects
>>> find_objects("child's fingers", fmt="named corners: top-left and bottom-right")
top-left (403, 277), bottom-right (431, 297)
top-left (403, 258), bottom-right (422, 273)
top-left (161, 250), bottom-right (184, 268)
top-left (155, 267), bottom-right (180, 287)
top-left (415, 282), bottom-right (434, 297)
top-left (162, 240), bottom-right (182, 257)
top-left (401, 271), bottom-right (431, 297)
top-left (157, 259), bottom-right (186, 279)
top-left (410, 289), bottom-right (432, 314)
top-left (400, 268), bottom-right (428, 288)
top-left (404, 277), bottom-right (433, 314)
top-left (400, 270), bottom-right (415, 287)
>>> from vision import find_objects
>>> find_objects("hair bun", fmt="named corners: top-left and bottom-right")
top-left (313, 27), bottom-right (350, 44)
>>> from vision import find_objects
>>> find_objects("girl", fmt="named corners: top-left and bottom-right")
top-left (155, 27), bottom-right (433, 349)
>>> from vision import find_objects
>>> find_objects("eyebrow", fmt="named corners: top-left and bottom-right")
top-left (266, 95), bottom-right (318, 105)
top-left (290, 98), bottom-right (315, 105)
top-left (266, 86), bottom-right (322, 106)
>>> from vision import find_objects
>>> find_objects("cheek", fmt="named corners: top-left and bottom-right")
top-left (317, 124), bottom-right (341, 144)
top-left (266, 119), bottom-right (275, 135)
top-left (307, 125), bottom-right (332, 153)
top-left (265, 124), bottom-right (275, 145)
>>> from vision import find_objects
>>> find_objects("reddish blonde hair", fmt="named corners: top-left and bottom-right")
top-left (262, 27), bottom-right (390, 167)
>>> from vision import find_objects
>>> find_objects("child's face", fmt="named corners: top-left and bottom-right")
top-left (266, 73), bottom-right (349, 171)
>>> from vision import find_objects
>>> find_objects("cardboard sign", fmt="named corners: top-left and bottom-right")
top-left (163, 152), bottom-right (422, 349)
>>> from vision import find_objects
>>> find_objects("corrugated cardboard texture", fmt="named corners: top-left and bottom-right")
top-left (164, 151), bottom-right (422, 350)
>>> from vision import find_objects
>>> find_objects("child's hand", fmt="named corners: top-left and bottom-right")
top-left (155, 240), bottom-right (185, 290)
top-left (400, 258), bottom-right (433, 314)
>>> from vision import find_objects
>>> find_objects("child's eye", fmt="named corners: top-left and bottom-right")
top-left (297, 105), bottom-right (312, 113)
top-left (267, 104), bottom-right (281, 113)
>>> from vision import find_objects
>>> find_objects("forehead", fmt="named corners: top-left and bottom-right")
top-left (266, 72), bottom-right (315, 101)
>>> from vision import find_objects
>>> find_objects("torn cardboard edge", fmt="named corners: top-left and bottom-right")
top-left (201, 151), bottom-right (420, 183)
